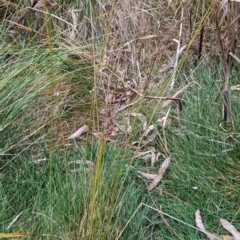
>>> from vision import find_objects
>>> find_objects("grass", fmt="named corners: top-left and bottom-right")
top-left (0, 142), bottom-right (151, 239)
top-left (1, 1), bottom-right (240, 239)
top-left (1, 62), bottom-right (240, 239)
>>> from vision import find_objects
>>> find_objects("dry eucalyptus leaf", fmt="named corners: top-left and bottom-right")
top-left (220, 219), bottom-right (240, 240)
top-left (222, 236), bottom-right (234, 240)
top-left (195, 210), bottom-right (222, 240)
top-left (195, 210), bottom-right (207, 233)
top-left (138, 35), bottom-right (158, 40)
top-left (147, 157), bottom-right (171, 191)
top-left (137, 171), bottom-right (157, 180)
top-left (68, 125), bottom-right (89, 139)
top-left (69, 10), bottom-right (78, 40)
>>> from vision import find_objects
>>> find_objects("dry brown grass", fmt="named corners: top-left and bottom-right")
top-left (2, 0), bottom-right (240, 151)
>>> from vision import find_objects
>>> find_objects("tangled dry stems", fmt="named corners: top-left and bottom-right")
top-left (1, 0), bottom-right (240, 150)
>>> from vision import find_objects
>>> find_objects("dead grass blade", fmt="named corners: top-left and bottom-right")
top-left (229, 52), bottom-right (240, 64)
top-left (168, 3), bottom-right (186, 96)
top-left (215, 0), bottom-right (237, 126)
top-left (0, 232), bottom-right (30, 238)
top-left (147, 157), bottom-right (171, 191)
top-left (6, 211), bottom-right (23, 231)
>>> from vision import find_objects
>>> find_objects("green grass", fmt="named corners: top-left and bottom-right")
top-left (1, 1), bottom-right (240, 239)
top-left (1, 48), bottom-right (240, 239)
top-left (0, 142), bottom-right (151, 239)
top-left (0, 59), bottom-right (240, 239)
top-left (1, 64), bottom-right (240, 239)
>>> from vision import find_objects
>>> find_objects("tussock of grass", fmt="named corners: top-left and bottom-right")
top-left (1, 1), bottom-right (240, 239)
top-left (0, 44), bottom-right (94, 154)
